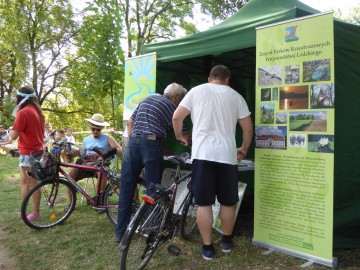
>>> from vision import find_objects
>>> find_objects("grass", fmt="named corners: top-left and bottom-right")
top-left (0, 154), bottom-right (359, 269)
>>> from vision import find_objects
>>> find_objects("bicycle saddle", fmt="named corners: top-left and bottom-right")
top-left (167, 152), bottom-right (189, 166)
top-left (92, 147), bottom-right (117, 159)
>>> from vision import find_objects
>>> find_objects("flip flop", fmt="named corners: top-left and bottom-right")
top-left (27, 213), bottom-right (40, 222)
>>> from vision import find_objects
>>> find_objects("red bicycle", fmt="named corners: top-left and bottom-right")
top-left (21, 146), bottom-right (120, 230)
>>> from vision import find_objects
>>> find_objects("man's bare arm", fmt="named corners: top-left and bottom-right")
top-left (172, 106), bottom-right (190, 146)
top-left (237, 116), bottom-right (253, 161)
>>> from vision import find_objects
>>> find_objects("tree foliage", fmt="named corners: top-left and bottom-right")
top-left (2, 0), bottom-right (77, 106)
top-left (0, 0), bottom-right (28, 119)
top-left (198, 0), bottom-right (248, 21)
top-left (0, 0), bottom-right (245, 130)
top-left (63, 0), bottom-right (124, 130)
top-left (116, 0), bottom-right (245, 57)
top-left (117, 0), bottom-right (195, 57)
top-left (347, 5), bottom-right (360, 25)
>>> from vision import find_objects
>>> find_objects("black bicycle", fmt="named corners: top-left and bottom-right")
top-left (119, 152), bottom-right (197, 270)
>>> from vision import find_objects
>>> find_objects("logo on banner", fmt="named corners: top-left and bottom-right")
top-left (285, 26), bottom-right (299, 42)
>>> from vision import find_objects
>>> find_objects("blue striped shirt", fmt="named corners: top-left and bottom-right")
top-left (131, 95), bottom-right (176, 140)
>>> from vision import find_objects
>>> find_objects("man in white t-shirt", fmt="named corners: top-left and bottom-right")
top-left (173, 65), bottom-right (253, 260)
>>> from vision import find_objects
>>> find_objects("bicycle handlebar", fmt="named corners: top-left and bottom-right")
top-left (166, 152), bottom-right (189, 166)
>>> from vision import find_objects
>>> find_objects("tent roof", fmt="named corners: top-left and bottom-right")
top-left (141, 0), bottom-right (320, 62)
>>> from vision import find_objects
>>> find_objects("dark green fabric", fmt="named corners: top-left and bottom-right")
top-left (142, 0), bottom-right (360, 248)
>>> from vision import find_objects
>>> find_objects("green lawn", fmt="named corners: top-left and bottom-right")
top-left (0, 154), bottom-right (357, 269)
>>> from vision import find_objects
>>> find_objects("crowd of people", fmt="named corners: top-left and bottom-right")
top-left (5, 64), bottom-right (253, 262)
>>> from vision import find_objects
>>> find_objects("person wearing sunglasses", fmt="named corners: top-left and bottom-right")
top-left (68, 113), bottom-right (122, 195)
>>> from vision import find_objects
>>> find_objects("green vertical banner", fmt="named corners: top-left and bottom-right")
top-left (253, 13), bottom-right (337, 267)
top-left (123, 53), bottom-right (157, 120)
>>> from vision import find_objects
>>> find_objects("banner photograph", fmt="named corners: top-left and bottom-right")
top-left (253, 13), bottom-right (336, 267)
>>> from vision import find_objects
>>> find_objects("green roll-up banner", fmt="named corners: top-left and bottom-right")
top-left (253, 13), bottom-right (337, 268)
top-left (123, 53), bottom-right (157, 120)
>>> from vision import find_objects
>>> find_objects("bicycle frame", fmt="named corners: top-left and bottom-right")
top-left (142, 167), bottom-right (192, 213)
top-left (57, 159), bottom-right (114, 209)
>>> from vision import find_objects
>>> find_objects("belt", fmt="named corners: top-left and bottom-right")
top-left (132, 133), bottom-right (163, 141)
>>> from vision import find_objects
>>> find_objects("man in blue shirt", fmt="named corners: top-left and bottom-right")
top-left (115, 83), bottom-right (187, 242)
top-left (68, 113), bottom-right (122, 192)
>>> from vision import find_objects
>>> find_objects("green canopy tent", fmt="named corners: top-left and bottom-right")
top-left (141, 0), bottom-right (360, 248)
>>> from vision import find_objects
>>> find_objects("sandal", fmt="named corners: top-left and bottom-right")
top-left (27, 213), bottom-right (40, 222)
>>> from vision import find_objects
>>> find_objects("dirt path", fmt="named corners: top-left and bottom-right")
top-left (302, 120), bottom-right (327, 132)
top-left (0, 227), bottom-right (16, 270)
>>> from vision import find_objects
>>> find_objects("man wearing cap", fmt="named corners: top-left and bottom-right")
top-left (116, 83), bottom-right (188, 242)
top-left (68, 113), bottom-right (122, 193)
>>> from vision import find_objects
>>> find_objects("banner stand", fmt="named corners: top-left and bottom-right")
top-left (254, 12), bottom-right (336, 268)
top-left (252, 239), bottom-right (338, 268)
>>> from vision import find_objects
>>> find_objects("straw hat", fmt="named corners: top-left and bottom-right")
top-left (85, 113), bottom-right (110, 127)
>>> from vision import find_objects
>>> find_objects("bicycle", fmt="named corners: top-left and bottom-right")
top-left (119, 152), bottom-right (197, 270)
top-left (21, 145), bottom-right (121, 230)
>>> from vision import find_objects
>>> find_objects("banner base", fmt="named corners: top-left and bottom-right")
top-left (252, 239), bottom-right (338, 268)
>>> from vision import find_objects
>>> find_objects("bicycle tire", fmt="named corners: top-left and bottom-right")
top-left (21, 177), bottom-right (76, 230)
top-left (103, 178), bottom-right (120, 226)
top-left (120, 200), bottom-right (171, 270)
top-left (180, 191), bottom-right (197, 239)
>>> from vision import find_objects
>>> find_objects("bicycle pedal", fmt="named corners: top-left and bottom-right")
top-left (167, 244), bottom-right (181, 256)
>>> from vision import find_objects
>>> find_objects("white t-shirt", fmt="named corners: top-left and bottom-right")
top-left (179, 83), bottom-right (251, 165)
top-left (66, 135), bottom-right (75, 144)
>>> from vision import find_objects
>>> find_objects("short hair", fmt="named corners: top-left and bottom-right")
top-left (67, 128), bottom-right (73, 132)
top-left (209, 65), bottom-right (231, 80)
top-left (164, 83), bottom-right (187, 98)
top-left (59, 129), bottom-right (65, 134)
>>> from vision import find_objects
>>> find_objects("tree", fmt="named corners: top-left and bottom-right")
top-left (117, 0), bottom-right (247, 57)
top-left (64, 0), bottom-right (124, 130)
top-left (334, 4), bottom-right (360, 25)
top-left (347, 5), bottom-right (360, 25)
top-left (198, 0), bottom-right (248, 21)
top-left (0, 0), bottom-right (77, 107)
top-left (0, 0), bottom-right (28, 122)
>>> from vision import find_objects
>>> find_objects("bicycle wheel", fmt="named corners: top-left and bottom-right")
top-left (180, 191), bottom-right (197, 239)
top-left (103, 178), bottom-right (120, 226)
top-left (21, 177), bottom-right (76, 230)
top-left (120, 200), bottom-right (171, 270)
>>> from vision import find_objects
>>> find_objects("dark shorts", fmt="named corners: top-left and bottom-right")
top-left (192, 159), bottom-right (239, 206)
top-left (73, 155), bottom-right (100, 180)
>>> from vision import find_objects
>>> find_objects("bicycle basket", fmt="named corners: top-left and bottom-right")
top-left (29, 150), bottom-right (60, 181)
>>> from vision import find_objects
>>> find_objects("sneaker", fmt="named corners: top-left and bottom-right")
top-left (27, 213), bottom-right (40, 222)
top-left (115, 234), bottom-right (123, 243)
top-left (201, 247), bottom-right (214, 260)
top-left (221, 241), bottom-right (233, 253)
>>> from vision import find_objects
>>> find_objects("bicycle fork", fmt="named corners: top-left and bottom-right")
top-left (166, 216), bottom-right (182, 256)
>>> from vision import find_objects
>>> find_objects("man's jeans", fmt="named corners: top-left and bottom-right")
top-left (115, 134), bottom-right (163, 238)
